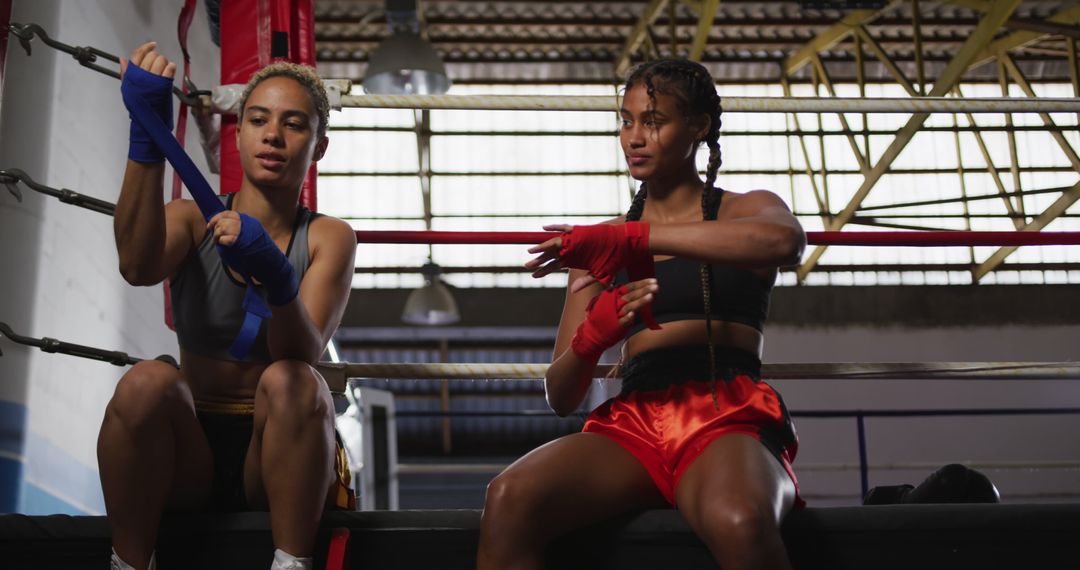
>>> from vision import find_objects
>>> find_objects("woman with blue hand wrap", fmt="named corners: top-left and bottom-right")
top-left (99, 42), bottom-right (358, 570)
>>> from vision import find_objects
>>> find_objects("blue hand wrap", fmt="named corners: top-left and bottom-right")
top-left (122, 64), bottom-right (279, 360)
top-left (229, 285), bottom-right (273, 361)
top-left (120, 65), bottom-right (224, 222)
top-left (121, 65), bottom-right (174, 163)
top-left (218, 214), bottom-right (299, 307)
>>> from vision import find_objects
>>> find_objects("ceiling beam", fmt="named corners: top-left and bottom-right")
top-left (810, 54), bottom-right (868, 173)
top-left (952, 87), bottom-right (1024, 229)
top-left (779, 76), bottom-right (831, 224)
top-left (614, 0), bottom-right (670, 75)
top-left (782, 0), bottom-right (901, 77)
top-left (969, 53), bottom-right (1080, 281)
top-left (947, 0), bottom-right (1080, 38)
top-left (971, 4), bottom-right (1080, 69)
top-left (999, 53), bottom-right (1080, 172)
top-left (972, 181), bottom-right (1080, 281)
top-left (796, 0), bottom-right (1023, 281)
top-left (688, 0), bottom-right (720, 61)
top-left (943, 0), bottom-right (993, 10)
top-left (853, 25), bottom-right (917, 95)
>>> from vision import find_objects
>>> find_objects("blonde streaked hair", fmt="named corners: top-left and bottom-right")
top-left (239, 62), bottom-right (330, 138)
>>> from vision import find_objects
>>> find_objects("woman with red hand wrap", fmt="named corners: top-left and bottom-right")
top-left (479, 59), bottom-right (807, 570)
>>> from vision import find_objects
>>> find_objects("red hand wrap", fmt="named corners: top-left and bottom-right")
top-left (559, 222), bottom-right (660, 330)
top-left (570, 285), bottom-right (630, 362)
top-left (559, 222), bottom-right (649, 284)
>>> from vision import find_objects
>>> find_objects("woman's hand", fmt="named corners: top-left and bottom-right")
top-left (120, 42), bottom-right (177, 164)
top-left (615, 277), bottom-right (659, 327)
top-left (207, 210), bottom-right (242, 246)
top-left (525, 223), bottom-right (569, 274)
top-left (526, 224), bottom-right (600, 293)
top-left (120, 42), bottom-right (176, 80)
top-left (569, 277), bottom-right (658, 362)
top-left (527, 222), bottom-right (652, 294)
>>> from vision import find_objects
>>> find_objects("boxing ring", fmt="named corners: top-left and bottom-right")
top-left (0, 504), bottom-right (1078, 569)
top-left (4, 300), bottom-right (1080, 569)
top-left (1, 328), bottom-right (1079, 569)
top-left (3, 17), bottom-right (1080, 570)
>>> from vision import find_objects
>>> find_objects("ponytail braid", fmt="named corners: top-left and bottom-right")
top-left (623, 59), bottom-right (726, 403)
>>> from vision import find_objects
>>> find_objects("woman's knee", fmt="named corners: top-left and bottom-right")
top-left (483, 469), bottom-right (544, 524)
top-left (256, 360), bottom-right (330, 416)
top-left (108, 360), bottom-right (187, 424)
top-left (698, 498), bottom-right (777, 550)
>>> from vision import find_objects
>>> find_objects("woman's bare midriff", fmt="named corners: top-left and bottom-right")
top-left (623, 318), bottom-right (764, 360)
top-left (179, 348), bottom-right (270, 403)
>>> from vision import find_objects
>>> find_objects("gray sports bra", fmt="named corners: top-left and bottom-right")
top-left (170, 196), bottom-right (317, 363)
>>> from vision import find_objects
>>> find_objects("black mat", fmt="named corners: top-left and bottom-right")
top-left (0, 504), bottom-right (1076, 569)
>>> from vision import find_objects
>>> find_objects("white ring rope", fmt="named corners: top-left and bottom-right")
top-left (340, 94), bottom-right (1080, 114)
top-left (395, 460), bottom-right (1080, 475)
top-left (317, 361), bottom-right (1080, 392)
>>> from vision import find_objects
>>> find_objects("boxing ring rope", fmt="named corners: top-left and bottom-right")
top-left (0, 168), bottom-right (116, 215)
top-left (10, 22), bottom-right (1080, 116)
top-left (340, 93), bottom-right (1080, 114)
top-left (4, 321), bottom-right (1078, 500)
top-left (7, 170), bottom-right (1080, 248)
top-left (353, 230), bottom-right (1080, 247)
top-left (6, 22), bottom-right (207, 107)
top-left (0, 321), bottom-right (164, 368)
top-left (394, 459), bottom-right (1080, 476)
top-left (4, 321), bottom-right (1077, 386)
top-left (315, 361), bottom-right (1080, 391)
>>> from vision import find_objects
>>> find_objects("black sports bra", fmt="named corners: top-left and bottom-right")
top-left (616, 256), bottom-right (771, 334)
top-left (615, 187), bottom-right (772, 333)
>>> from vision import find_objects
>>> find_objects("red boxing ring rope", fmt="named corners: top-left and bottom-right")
top-left (353, 230), bottom-right (1080, 247)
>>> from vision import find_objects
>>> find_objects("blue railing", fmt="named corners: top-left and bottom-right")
top-left (394, 407), bottom-right (1080, 498)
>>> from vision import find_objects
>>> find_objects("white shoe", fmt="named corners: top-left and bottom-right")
top-left (110, 549), bottom-right (155, 570)
top-left (270, 549), bottom-right (313, 570)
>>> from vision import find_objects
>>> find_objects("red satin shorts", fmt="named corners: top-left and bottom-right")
top-left (583, 372), bottom-right (802, 508)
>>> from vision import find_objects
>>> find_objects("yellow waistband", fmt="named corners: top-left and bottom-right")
top-left (194, 399), bottom-right (256, 415)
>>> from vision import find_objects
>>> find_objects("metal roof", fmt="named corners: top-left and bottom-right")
top-left (315, 1), bottom-right (1079, 84)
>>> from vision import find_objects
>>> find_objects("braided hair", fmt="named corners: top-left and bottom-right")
top-left (622, 59), bottom-right (725, 404)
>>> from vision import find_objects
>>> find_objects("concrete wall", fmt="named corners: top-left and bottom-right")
top-left (765, 324), bottom-right (1080, 506)
top-left (0, 0), bottom-right (219, 514)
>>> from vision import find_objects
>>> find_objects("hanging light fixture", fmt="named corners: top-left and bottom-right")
top-left (401, 261), bottom-right (460, 325)
top-left (363, 0), bottom-right (450, 95)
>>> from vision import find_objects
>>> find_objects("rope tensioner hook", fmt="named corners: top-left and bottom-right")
top-left (8, 22), bottom-right (208, 107)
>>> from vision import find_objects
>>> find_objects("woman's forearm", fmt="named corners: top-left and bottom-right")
top-left (114, 161), bottom-right (168, 285)
top-left (266, 297), bottom-right (326, 364)
top-left (544, 347), bottom-right (599, 417)
top-left (648, 219), bottom-right (805, 267)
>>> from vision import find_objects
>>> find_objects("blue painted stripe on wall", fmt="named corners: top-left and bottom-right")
top-left (20, 480), bottom-right (88, 515)
top-left (0, 399), bottom-right (27, 457)
top-left (0, 457), bottom-right (23, 513)
top-left (21, 432), bottom-right (105, 514)
top-left (0, 400), bottom-right (27, 513)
